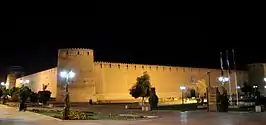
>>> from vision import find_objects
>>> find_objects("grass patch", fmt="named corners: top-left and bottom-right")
top-left (28, 109), bottom-right (145, 120)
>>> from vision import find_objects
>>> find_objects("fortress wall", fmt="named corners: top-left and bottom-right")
top-left (57, 48), bottom-right (96, 102)
top-left (94, 62), bottom-right (248, 101)
top-left (15, 67), bottom-right (57, 98)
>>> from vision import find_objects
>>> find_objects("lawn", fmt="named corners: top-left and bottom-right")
top-left (29, 108), bottom-right (146, 120)
top-left (4, 102), bottom-right (149, 120)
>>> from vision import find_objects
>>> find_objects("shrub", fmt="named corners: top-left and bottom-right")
top-left (30, 92), bottom-right (38, 103)
top-left (10, 87), bottom-right (20, 102)
top-left (20, 86), bottom-right (32, 103)
top-left (38, 91), bottom-right (51, 105)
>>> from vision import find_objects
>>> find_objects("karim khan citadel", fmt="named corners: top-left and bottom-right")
top-left (4, 48), bottom-right (266, 102)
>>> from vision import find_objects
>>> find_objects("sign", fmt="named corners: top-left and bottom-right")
top-left (208, 87), bottom-right (218, 112)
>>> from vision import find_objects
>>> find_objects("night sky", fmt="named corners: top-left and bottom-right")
top-left (0, 16), bottom-right (265, 81)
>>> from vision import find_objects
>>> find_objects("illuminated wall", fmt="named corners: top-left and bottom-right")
top-left (14, 48), bottom-right (250, 102)
top-left (15, 68), bottom-right (57, 98)
top-left (94, 62), bottom-right (248, 101)
top-left (57, 48), bottom-right (95, 102)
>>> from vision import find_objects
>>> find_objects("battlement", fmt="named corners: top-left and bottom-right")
top-left (94, 61), bottom-right (247, 75)
top-left (58, 48), bottom-right (94, 56)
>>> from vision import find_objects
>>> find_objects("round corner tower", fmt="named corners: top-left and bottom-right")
top-left (57, 48), bottom-right (96, 102)
top-left (6, 66), bottom-right (25, 89)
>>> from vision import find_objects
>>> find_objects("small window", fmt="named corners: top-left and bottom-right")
top-left (66, 51), bottom-right (69, 55)
top-left (118, 65), bottom-right (121, 68)
top-left (169, 67), bottom-right (171, 71)
top-left (142, 66), bottom-right (144, 69)
top-left (134, 66), bottom-right (137, 70)
top-left (126, 65), bottom-right (129, 69)
top-left (87, 52), bottom-right (90, 55)
top-left (109, 64), bottom-right (111, 68)
top-left (77, 52), bottom-right (80, 55)
top-left (100, 64), bottom-right (103, 68)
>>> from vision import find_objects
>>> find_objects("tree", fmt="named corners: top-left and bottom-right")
top-left (38, 84), bottom-right (51, 105)
top-left (130, 72), bottom-right (151, 105)
top-left (19, 85), bottom-right (31, 111)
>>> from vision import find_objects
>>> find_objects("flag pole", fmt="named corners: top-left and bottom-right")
top-left (232, 49), bottom-right (239, 105)
top-left (226, 50), bottom-right (232, 105)
top-left (220, 52), bottom-right (224, 85)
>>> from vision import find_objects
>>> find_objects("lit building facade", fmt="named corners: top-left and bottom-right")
top-left (12, 48), bottom-right (249, 102)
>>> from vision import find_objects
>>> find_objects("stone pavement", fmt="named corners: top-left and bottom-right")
top-left (1, 104), bottom-right (266, 125)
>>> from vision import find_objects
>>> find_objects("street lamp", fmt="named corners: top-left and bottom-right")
top-left (60, 70), bottom-right (75, 120)
top-left (180, 86), bottom-right (186, 104)
top-left (218, 76), bottom-right (229, 83)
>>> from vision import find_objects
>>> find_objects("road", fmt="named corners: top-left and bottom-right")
top-left (1, 105), bottom-right (266, 125)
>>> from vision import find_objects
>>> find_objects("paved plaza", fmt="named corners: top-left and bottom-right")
top-left (1, 104), bottom-right (266, 125)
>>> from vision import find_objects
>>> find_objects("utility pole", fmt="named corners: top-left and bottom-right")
top-left (232, 49), bottom-right (239, 105)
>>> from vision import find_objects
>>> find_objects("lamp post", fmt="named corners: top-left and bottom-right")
top-left (180, 86), bottom-right (186, 104)
top-left (1, 82), bottom-right (9, 88)
top-left (264, 78), bottom-right (266, 90)
top-left (60, 70), bottom-right (75, 120)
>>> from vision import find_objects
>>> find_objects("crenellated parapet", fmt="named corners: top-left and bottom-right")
top-left (58, 48), bottom-right (94, 57)
top-left (94, 61), bottom-right (243, 74)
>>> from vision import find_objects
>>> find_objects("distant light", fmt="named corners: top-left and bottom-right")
top-left (224, 77), bottom-right (229, 82)
top-left (25, 80), bottom-right (29, 83)
top-left (218, 77), bottom-right (223, 82)
top-left (253, 85), bottom-right (258, 88)
top-left (180, 86), bottom-right (186, 90)
top-left (1, 82), bottom-right (5, 85)
top-left (68, 71), bottom-right (75, 78)
top-left (60, 71), bottom-right (67, 78)
top-left (264, 78), bottom-right (266, 82)
top-left (218, 76), bottom-right (229, 82)
top-left (264, 86), bottom-right (266, 89)
top-left (236, 85), bottom-right (240, 89)
top-left (60, 70), bottom-right (75, 79)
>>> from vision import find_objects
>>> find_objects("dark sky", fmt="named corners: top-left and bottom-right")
top-left (0, 16), bottom-right (265, 80)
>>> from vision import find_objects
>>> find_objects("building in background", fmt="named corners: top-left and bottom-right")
top-left (12, 48), bottom-right (250, 103)
top-left (248, 63), bottom-right (266, 96)
top-left (5, 66), bottom-right (25, 89)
